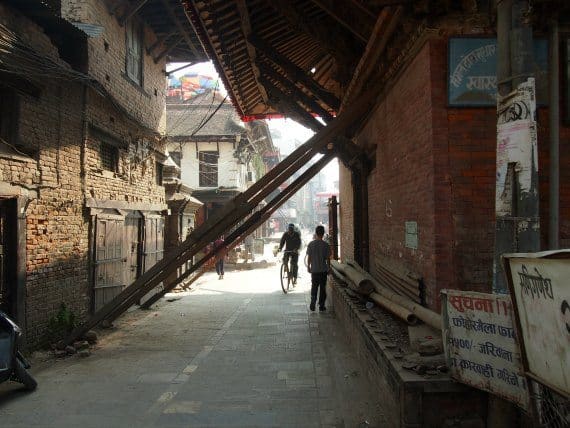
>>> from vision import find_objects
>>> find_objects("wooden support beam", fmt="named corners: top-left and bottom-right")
top-left (64, 80), bottom-right (383, 345)
top-left (248, 34), bottom-right (340, 111)
top-left (266, 0), bottom-right (355, 65)
top-left (258, 62), bottom-right (334, 123)
top-left (160, 0), bottom-right (200, 58)
top-left (153, 35), bottom-right (184, 63)
top-left (147, 29), bottom-right (178, 55)
top-left (311, 0), bottom-right (375, 42)
top-left (118, 0), bottom-right (148, 26)
top-left (342, 6), bottom-right (403, 110)
top-left (235, 0), bottom-right (269, 104)
top-left (333, 136), bottom-right (368, 170)
top-left (262, 78), bottom-right (324, 133)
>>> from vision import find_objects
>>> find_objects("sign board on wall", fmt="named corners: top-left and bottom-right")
top-left (448, 38), bottom-right (548, 106)
top-left (502, 251), bottom-right (570, 397)
top-left (441, 290), bottom-right (530, 409)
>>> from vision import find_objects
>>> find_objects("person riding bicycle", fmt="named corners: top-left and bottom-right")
top-left (278, 223), bottom-right (301, 283)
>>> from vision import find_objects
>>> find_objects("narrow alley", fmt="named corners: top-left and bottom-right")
top-left (0, 263), bottom-right (384, 428)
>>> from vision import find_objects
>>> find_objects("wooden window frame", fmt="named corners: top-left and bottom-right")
top-left (198, 151), bottom-right (218, 187)
top-left (125, 18), bottom-right (143, 86)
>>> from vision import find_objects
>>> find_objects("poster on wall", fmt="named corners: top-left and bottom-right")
top-left (448, 38), bottom-right (548, 106)
top-left (441, 290), bottom-right (530, 409)
top-left (495, 79), bottom-right (538, 217)
top-left (502, 250), bottom-right (570, 397)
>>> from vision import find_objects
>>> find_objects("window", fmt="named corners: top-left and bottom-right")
top-left (198, 151), bottom-right (218, 187)
top-left (100, 142), bottom-right (118, 171)
top-left (125, 18), bottom-right (143, 85)
top-left (155, 162), bottom-right (163, 185)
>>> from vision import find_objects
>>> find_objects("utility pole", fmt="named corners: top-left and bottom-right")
top-left (493, 0), bottom-right (539, 294)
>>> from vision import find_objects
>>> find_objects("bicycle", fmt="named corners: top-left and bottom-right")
top-left (280, 250), bottom-right (298, 294)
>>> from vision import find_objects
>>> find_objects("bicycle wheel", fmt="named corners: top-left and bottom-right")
top-left (280, 263), bottom-right (290, 294)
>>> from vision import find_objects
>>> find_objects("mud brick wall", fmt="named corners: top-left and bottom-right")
top-left (62, 0), bottom-right (167, 132)
top-left (1, 3), bottom-right (169, 348)
top-left (0, 5), bottom-right (90, 347)
top-left (341, 36), bottom-right (570, 313)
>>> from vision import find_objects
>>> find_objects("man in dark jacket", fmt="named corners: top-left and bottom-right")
top-left (278, 223), bottom-right (301, 283)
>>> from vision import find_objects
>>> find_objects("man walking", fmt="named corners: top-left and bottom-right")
top-left (306, 225), bottom-right (331, 311)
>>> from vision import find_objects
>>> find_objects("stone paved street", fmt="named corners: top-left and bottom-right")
top-left (0, 262), bottom-right (385, 427)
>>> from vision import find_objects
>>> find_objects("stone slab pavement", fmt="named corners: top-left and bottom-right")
top-left (0, 262), bottom-right (387, 427)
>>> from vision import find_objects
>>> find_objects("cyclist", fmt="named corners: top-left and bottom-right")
top-left (278, 223), bottom-right (301, 284)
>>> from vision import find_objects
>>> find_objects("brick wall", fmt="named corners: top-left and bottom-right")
top-left (62, 0), bottom-right (167, 132)
top-left (355, 42), bottom-right (439, 308)
top-left (0, 3), bottom-right (169, 348)
top-left (341, 36), bottom-right (570, 313)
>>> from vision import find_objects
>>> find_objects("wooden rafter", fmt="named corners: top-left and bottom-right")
top-left (342, 6), bottom-right (403, 109)
top-left (146, 29), bottom-right (177, 55)
top-left (160, 0), bottom-right (200, 58)
top-left (266, 0), bottom-right (355, 66)
top-left (235, 0), bottom-right (269, 104)
top-left (119, 0), bottom-right (148, 26)
top-left (258, 61), bottom-right (334, 123)
top-left (311, 0), bottom-right (375, 42)
top-left (249, 34), bottom-right (340, 111)
top-left (153, 35), bottom-right (184, 62)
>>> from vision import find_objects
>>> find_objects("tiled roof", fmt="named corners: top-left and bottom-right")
top-left (166, 92), bottom-right (245, 138)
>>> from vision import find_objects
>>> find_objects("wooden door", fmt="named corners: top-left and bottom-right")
top-left (124, 213), bottom-right (142, 286)
top-left (139, 215), bottom-right (165, 305)
top-left (143, 215), bottom-right (164, 272)
top-left (94, 216), bottom-right (125, 312)
top-left (0, 199), bottom-right (16, 315)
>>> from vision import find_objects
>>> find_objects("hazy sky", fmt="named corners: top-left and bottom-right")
top-left (167, 61), bottom-right (339, 190)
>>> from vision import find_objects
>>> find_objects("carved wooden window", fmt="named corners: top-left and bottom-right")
top-left (198, 151), bottom-right (218, 187)
top-left (125, 18), bottom-right (143, 85)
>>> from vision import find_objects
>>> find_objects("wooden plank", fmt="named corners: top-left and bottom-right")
top-left (249, 34), bottom-right (340, 111)
top-left (311, 0), bottom-right (374, 42)
top-left (258, 62), bottom-right (334, 122)
top-left (119, 0), bottom-right (148, 26)
top-left (160, 0), bottom-right (200, 57)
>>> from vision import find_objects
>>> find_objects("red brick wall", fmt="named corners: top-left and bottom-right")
top-left (355, 42), bottom-right (439, 308)
top-left (341, 36), bottom-right (570, 313)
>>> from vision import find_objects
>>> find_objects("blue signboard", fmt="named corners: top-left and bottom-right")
top-left (448, 38), bottom-right (548, 106)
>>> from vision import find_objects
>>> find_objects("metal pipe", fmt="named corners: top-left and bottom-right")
top-left (549, 19), bottom-right (560, 249)
top-left (344, 261), bottom-right (442, 330)
top-left (369, 292), bottom-right (418, 325)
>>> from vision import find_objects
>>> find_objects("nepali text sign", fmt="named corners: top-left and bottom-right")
top-left (448, 38), bottom-right (548, 106)
top-left (442, 290), bottom-right (530, 409)
top-left (503, 251), bottom-right (570, 396)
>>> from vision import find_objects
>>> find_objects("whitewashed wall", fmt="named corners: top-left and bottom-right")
top-left (178, 141), bottom-right (249, 191)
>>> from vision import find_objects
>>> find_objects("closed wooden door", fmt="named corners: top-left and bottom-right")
top-left (143, 216), bottom-right (164, 272)
top-left (94, 217), bottom-right (125, 312)
top-left (124, 213), bottom-right (142, 286)
top-left (0, 199), bottom-right (16, 315)
top-left (139, 215), bottom-right (165, 305)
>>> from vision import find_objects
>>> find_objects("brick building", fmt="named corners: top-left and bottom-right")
top-left (0, 0), bottom-right (206, 348)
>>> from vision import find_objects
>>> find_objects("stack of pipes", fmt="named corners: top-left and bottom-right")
top-left (331, 260), bottom-right (442, 331)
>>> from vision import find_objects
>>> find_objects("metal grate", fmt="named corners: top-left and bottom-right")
top-left (100, 142), bottom-right (118, 172)
top-left (533, 382), bottom-right (570, 428)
